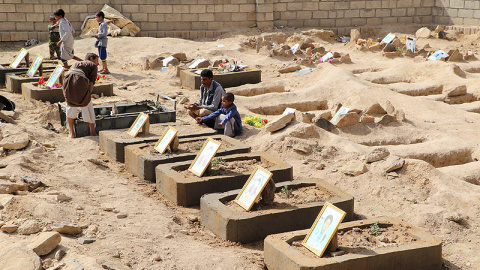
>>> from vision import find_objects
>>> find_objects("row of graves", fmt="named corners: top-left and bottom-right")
top-left (99, 108), bottom-right (442, 270)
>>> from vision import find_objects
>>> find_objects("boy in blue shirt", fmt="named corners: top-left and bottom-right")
top-left (196, 92), bottom-right (242, 137)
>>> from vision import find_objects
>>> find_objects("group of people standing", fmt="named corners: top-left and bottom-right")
top-left (48, 9), bottom-right (242, 139)
top-left (47, 8), bottom-right (110, 138)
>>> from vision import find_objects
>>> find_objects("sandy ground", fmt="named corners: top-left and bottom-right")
top-left (1, 26), bottom-right (480, 269)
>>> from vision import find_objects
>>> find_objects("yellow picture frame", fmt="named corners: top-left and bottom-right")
top-left (27, 55), bottom-right (43, 77)
top-left (9, 48), bottom-right (28, 68)
top-left (302, 202), bottom-right (346, 257)
top-left (188, 138), bottom-right (222, 177)
top-left (127, 112), bottom-right (149, 137)
top-left (234, 166), bottom-right (273, 211)
top-left (45, 65), bottom-right (64, 88)
top-left (154, 126), bottom-right (178, 154)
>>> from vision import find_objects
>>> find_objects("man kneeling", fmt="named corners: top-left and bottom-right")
top-left (62, 52), bottom-right (99, 138)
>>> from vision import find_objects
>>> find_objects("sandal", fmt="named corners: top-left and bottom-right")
top-left (100, 70), bottom-right (110, 74)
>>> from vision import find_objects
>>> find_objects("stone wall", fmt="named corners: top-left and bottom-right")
top-left (0, 0), bottom-right (478, 42)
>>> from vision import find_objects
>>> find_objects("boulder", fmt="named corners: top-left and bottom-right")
top-left (350, 29), bottom-right (361, 42)
top-left (27, 232), bottom-right (61, 256)
top-left (443, 85), bottom-right (467, 97)
top-left (313, 116), bottom-right (334, 131)
top-left (0, 240), bottom-right (41, 270)
top-left (416, 27), bottom-right (431, 39)
top-left (341, 160), bottom-right (368, 176)
top-left (335, 112), bottom-right (360, 127)
top-left (365, 102), bottom-right (387, 115)
top-left (51, 223), bottom-right (82, 235)
top-left (365, 147), bottom-right (390, 163)
top-left (18, 220), bottom-right (42, 235)
top-left (384, 156), bottom-right (405, 173)
top-left (264, 113), bottom-right (294, 132)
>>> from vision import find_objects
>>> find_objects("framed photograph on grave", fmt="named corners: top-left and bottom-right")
top-left (188, 138), bottom-right (222, 177)
top-left (331, 106), bottom-right (350, 123)
top-left (302, 202), bottom-right (346, 257)
top-left (381, 33), bottom-right (395, 44)
top-left (406, 37), bottom-right (416, 53)
top-left (45, 65), bottom-right (64, 88)
top-left (154, 126), bottom-right (178, 154)
top-left (428, 49), bottom-right (449, 61)
top-left (27, 55), bottom-right (43, 77)
top-left (234, 166), bottom-right (273, 211)
top-left (9, 48), bottom-right (28, 68)
top-left (128, 112), bottom-right (149, 137)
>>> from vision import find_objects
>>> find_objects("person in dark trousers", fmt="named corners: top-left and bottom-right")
top-left (196, 92), bottom-right (242, 137)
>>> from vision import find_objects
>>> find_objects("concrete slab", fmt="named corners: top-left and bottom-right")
top-left (264, 216), bottom-right (442, 270)
top-left (6, 72), bottom-right (51, 93)
top-left (180, 68), bottom-right (261, 89)
top-left (200, 179), bottom-right (354, 243)
top-left (0, 62), bottom-right (57, 87)
top-left (125, 134), bottom-right (251, 182)
top-left (0, 64), bottom-right (28, 87)
top-left (22, 82), bottom-right (113, 103)
top-left (156, 152), bottom-right (293, 206)
top-left (99, 122), bottom-right (216, 163)
top-left (62, 101), bottom-right (175, 138)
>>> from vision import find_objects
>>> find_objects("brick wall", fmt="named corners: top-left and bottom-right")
top-left (0, 0), bottom-right (478, 42)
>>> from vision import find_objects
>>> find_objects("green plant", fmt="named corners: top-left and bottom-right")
top-left (185, 146), bottom-right (190, 152)
top-left (315, 146), bottom-right (324, 152)
top-left (211, 157), bottom-right (225, 167)
top-left (281, 185), bottom-right (293, 198)
top-left (395, 46), bottom-right (405, 53)
top-left (194, 145), bottom-right (202, 150)
top-left (256, 206), bottom-right (263, 211)
top-left (369, 222), bottom-right (381, 236)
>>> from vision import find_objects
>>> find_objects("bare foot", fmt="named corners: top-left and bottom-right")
top-left (69, 132), bottom-right (75, 138)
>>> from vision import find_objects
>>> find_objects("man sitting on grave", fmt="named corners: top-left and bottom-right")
top-left (62, 52), bottom-right (99, 138)
top-left (195, 92), bottom-right (242, 137)
top-left (184, 69), bottom-right (225, 119)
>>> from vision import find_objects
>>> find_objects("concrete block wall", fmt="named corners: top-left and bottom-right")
top-left (1, 0), bottom-right (480, 42)
top-left (272, 0), bottom-right (435, 33)
top-left (434, 0), bottom-right (480, 26)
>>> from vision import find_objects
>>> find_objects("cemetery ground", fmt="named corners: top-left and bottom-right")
top-left (0, 26), bottom-right (480, 269)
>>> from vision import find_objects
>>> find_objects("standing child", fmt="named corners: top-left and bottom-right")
top-left (54, 8), bottom-right (82, 68)
top-left (94, 11), bottom-right (109, 74)
top-left (196, 93), bottom-right (242, 137)
top-left (48, 15), bottom-right (61, 60)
